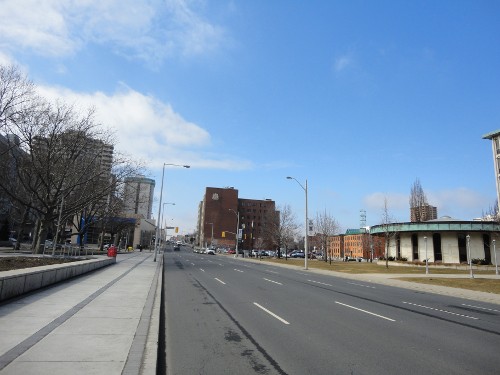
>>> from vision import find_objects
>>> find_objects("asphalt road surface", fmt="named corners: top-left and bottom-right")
top-left (160, 246), bottom-right (500, 375)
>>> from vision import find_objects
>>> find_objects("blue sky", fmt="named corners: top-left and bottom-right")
top-left (1, 0), bottom-right (499, 235)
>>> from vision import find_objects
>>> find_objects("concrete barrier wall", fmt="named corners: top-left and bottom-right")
top-left (0, 257), bottom-right (116, 302)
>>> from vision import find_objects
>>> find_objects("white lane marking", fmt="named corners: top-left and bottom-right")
top-left (200, 268), bottom-right (205, 272)
top-left (215, 278), bottom-right (226, 285)
top-left (335, 301), bottom-right (395, 322)
top-left (462, 304), bottom-right (500, 313)
top-left (218, 263), bottom-right (224, 266)
top-left (253, 303), bottom-right (290, 325)
top-left (347, 282), bottom-right (376, 289)
top-left (263, 278), bottom-right (283, 285)
top-left (402, 302), bottom-right (478, 320)
top-left (190, 263), bottom-right (195, 266)
top-left (234, 269), bottom-right (244, 273)
top-left (308, 280), bottom-right (333, 287)
top-left (266, 270), bottom-right (279, 274)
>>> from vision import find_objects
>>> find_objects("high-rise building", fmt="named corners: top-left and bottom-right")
top-left (123, 176), bottom-right (155, 219)
top-left (410, 204), bottom-right (437, 222)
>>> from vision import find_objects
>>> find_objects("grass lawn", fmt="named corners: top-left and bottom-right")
top-left (397, 277), bottom-right (500, 294)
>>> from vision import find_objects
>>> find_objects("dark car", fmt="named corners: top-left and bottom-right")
top-left (173, 244), bottom-right (180, 251)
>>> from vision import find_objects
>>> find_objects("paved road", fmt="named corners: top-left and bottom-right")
top-left (161, 248), bottom-right (500, 375)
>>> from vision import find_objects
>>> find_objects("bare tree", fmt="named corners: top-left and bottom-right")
top-left (409, 178), bottom-right (428, 222)
top-left (313, 209), bottom-right (340, 262)
top-left (0, 65), bottom-right (143, 253)
top-left (0, 65), bottom-right (37, 131)
top-left (267, 204), bottom-right (299, 258)
top-left (381, 197), bottom-right (397, 269)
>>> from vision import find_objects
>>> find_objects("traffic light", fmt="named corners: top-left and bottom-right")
top-left (175, 227), bottom-right (179, 233)
top-left (222, 231), bottom-right (225, 238)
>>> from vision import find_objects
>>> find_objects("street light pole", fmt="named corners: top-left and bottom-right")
top-left (493, 239), bottom-right (498, 276)
top-left (229, 209), bottom-right (240, 257)
top-left (154, 163), bottom-right (189, 262)
top-left (466, 234), bottom-right (473, 279)
top-left (424, 236), bottom-right (428, 274)
top-left (287, 176), bottom-right (309, 270)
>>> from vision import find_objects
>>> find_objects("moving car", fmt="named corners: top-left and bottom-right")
top-left (173, 244), bottom-right (180, 251)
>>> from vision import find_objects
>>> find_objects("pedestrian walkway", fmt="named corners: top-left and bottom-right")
top-left (0, 251), bottom-right (162, 375)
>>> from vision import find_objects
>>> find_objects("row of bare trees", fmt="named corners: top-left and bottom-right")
top-left (0, 64), bottom-right (142, 253)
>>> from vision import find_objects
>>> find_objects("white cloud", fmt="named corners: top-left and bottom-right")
top-left (334, 55), bottom-right (352, 72)
top-left (36, 84), bottom-right (252, 170)
top-left (0, 0), bottom-right (225, 64)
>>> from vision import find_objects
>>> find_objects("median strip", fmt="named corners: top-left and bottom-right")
top-left (403, 302), bottom-right (478, 320)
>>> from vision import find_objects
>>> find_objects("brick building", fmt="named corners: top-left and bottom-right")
top-left (328, 229), bottom-right (385, 260)
top-left (196, 187), bottom-right (277, 251)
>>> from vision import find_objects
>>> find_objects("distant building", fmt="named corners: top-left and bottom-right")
top-left (328, 229), bottom-right (385, 260)
top-left (410, 204), bottom-right (437, 222)
top-left (123, 176), bottom-right (155, 219)
top-left (370, 217), bottom-right (500, 264)
top-left (196, 187), bottom-right (277, 251)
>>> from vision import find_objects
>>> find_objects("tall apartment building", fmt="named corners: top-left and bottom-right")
top-left (410, 204), bottom-right (437, 222)
top-left (123, 176), bottom-right (155, 219)
top-left (196, 187), bottom-right (277, 250)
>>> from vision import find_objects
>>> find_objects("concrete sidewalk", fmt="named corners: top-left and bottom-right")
top-left (0, 250), bottom-right (162, 375)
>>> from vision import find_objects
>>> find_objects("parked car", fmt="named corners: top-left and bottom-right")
top-left (206, 248), bottom-right (215, 255)
top-left (290, 251), bottom-right (305, 258)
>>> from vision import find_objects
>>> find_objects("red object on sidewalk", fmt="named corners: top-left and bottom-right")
top-left (107, 245), bottom-right (117, 257)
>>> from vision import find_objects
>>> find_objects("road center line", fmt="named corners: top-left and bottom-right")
top-left (234, 269), bottom-right (244, 273)
top-left (403, 302), bottom-right (478, 320)
top-left (308, 279), bottom-right (332, 287)
top-left (215, 278), bottom-right (226, 285)
top-left (200, 268), bottom-right (205, 272)
top-left (253, 303), bottom-right (290, 325)
top-left (462, 304), bottom-right (500, 313)
top-left (347, 282), bottom-right (376, 289)
top-left (263, 278), bottom-right (283, 285)
top-left (335, 301), bottom-right (396, 322)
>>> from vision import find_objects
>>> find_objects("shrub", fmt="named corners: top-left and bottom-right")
top-left (471, 258), bottom-right (489, 265)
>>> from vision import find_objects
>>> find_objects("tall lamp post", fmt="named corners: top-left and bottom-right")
top-left (466, 234), bottom-right (474, 279)
top-left (493, 239), bottom-right (499, 276)
top-left (424, 236), bottom-right (428, 274)
top-left (229, 209), bottom-right (240, 257)
top-left (154, 163), bottom-right (190, 262)
top-left (287, 176), bottom-right (309, 270)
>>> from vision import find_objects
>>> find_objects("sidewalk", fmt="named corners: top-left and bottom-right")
top-left (0, 250), bottom-right (162, 375)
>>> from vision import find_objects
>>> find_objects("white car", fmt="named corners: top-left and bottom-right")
top-left (206, 248), bottom-right (215, 255)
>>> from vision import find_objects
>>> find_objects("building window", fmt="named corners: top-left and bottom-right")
top-left (412, 234), bottom-right (418, 260)
top-left (433, 233), bottom-right (442, 262)
top-left (483, 234), bottom-right (491, 264)
top-left (457, 234), bottom-right (467, 263)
